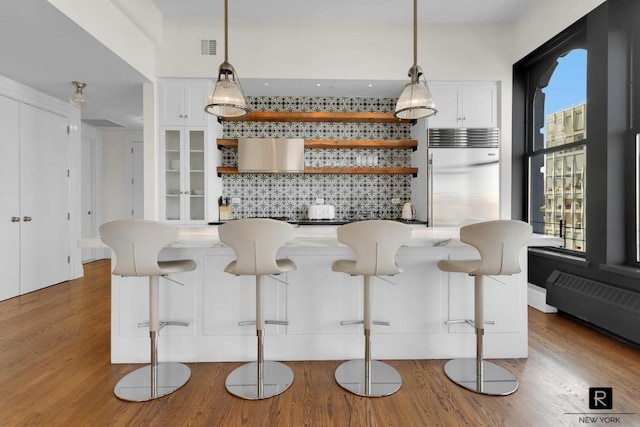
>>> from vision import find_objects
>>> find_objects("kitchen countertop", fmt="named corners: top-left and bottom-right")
top-left (207, 218), bottom-right (429, 226)
top-left (79, 223), bottom-right (561, 249)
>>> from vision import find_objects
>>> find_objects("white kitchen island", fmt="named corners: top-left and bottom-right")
top-left (81, 225), bottom-right (560, 364)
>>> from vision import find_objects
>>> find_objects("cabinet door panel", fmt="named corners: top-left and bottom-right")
top-left (286, 254), bottom-right (362, 335)
top-left (19, 104), bottom-right (70, 294)
top-left (446, 254), bottom-right (520, 334)
top-left (0, 96), bottom-right (20, 300)
top-left (159, 82), bottom-right (185, 126)
top-left (187, 129), bottom-right (206, 221)
top-left (185, 83), bottom-right (209, 126)
top-left (203, 254), bottom-right (287, 336)
top-left (427, 84), bottom-right (460, 128)
top-left (116, 270), bottom-right (197, 337)
top-left (162, 128), bottom-right (183, 221)
top-left (461, 83), bottom-right (497, 128)
top-left (379, 253), bottom-right (447, 334)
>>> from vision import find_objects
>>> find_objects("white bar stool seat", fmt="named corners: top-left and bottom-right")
top-left (218, 218), bottom-right (297, 400)
top-left (331, 220), bottom-right (412, 397)
top-left (437, 219), bottom-right (532, 396)
top-left (99, 219), bottom-right (196, 402)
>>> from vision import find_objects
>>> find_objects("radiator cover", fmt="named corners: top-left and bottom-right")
top-left (546, 270), bottom-right (640, 344)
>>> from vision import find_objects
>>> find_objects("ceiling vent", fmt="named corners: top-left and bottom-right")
top-left (201, 39), bottom-right (217, 56)
top-left (81, 119), bottom-right (124, 128)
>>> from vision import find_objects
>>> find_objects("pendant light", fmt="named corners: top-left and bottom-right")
top-left (69, 81), bottom-right (88, 108)
top-left (394, 0), bottom-right (436, 120)
top-left (204, 0), bottom-right (248, 118)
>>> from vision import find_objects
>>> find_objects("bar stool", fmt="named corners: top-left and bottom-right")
top-left (218, 218), bottom-right (297, 400)
top-left (332, 220), bottom-right (412, 397)
top-left (99, 219), bottom-right (197, 402)
top-left (437, 219), bottom-right (532, 396)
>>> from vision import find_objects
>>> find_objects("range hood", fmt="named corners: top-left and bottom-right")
top-left (237, 138), bottom-right (305, 173)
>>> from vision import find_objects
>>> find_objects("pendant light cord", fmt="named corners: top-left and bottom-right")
top-left (224, 0), bottom-right (229, 62)
top-left (413, 0), bottom-right (417, 66)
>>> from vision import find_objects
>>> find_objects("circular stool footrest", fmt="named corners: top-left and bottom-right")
top-left (225, 361), bottom-right (294, 400)
top-left (335, 359), bottom-right (402, 397)
top-left (114, 362), bottom-right (191, 402)
top-left (444, 358), bottom-right (518, 396)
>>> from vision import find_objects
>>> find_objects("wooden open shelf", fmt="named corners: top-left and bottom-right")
top-left (221, 111), bottom-right (412, 123)
top-left (216, 166), bottom-right (418, 177)
top-left (217, 138), bottom-right (418, 150)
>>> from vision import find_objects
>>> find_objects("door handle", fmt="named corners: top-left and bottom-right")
top-left (11, 216), bottom-right (20, 222)
top-left (23, 216), bottom-right (32, 222)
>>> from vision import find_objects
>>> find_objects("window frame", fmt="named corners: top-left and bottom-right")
top-left (521, 26), bottom-right (588, 257)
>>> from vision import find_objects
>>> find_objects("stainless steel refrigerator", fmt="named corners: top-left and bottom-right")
top-left (427, 128), bottom-right (500, 227)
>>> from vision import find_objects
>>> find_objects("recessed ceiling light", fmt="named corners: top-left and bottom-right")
top-left (264, 82), bottom-right (269, 86)
top-left (368, 84), bottom-right (373, 87)
top-left (316, 83), bottom-right (321, 87)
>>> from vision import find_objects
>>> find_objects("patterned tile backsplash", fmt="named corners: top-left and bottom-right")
top-left (221, 96), bottom-right (415, 220)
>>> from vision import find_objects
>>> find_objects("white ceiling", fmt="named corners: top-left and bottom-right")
top-left (0, 0), bottom-right (533, 131)
top-left (153, 0), bottom-right (533, 24)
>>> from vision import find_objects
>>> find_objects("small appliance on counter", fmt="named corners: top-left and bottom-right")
top-left (307, 204), bottom-right (336, 220)
top-left (218, 197), bottom-right (231, 221)
top-left (401, 202), bottom-right (416, 220)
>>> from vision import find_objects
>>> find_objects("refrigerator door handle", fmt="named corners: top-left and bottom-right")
top-left (428, 152), bottom-right (434, 227)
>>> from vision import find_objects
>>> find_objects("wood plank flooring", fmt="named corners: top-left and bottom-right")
top-left (1, 260), bottom-right (640, 426)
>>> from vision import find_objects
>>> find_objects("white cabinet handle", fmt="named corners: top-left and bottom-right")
top-left (23, 216), bottom-right (32, 222)
top-left (11, 216), bottom-right (20, 222)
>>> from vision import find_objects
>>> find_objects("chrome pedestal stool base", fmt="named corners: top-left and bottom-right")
top-left (444, 358), bottom-right (518, 396)
top-left (114, 362), bottom-right (191, 402)
top-left (335, 359), bottom-right (402, 397)
top-left (226, 361), bottom-right (294, 400)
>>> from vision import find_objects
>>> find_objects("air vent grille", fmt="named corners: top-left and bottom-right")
top-left (201, 40), bottom-right (217, 56)
top-left (428, 127), bottom-right (499, 148)
top-left (549, 271), bottom-right (640, 314)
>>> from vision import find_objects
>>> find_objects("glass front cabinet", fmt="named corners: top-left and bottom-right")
top-left (161, 127), bottom-right (207, 223)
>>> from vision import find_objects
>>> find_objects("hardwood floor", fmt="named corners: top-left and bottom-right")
top-left (1, 260), bottom-right (639, 426)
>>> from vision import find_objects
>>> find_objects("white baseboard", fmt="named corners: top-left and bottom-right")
top-left (527, 283), bottom-right (558, 313)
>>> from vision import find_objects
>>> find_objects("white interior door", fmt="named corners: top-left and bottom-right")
top-left (19, 104), bottom-right (70, 294)
top-left (81, 133), bottom-right (96, 262)
top-left (0, 95), bottom-right (20, 300)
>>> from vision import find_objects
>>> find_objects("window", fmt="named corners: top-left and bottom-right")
top-left (514, 0), bottom-right (640, 311)
top-left (528, 48), bottom-right (588, 254)
top-left (637, 136), bottom-right (640, 261)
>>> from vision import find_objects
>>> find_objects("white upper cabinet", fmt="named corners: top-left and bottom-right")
top-left (159, 80), bottom-right (211, 127)
top-left (161, 127), bottom-right (208, 224)
top-left (427, 82), bottom-right (498, 128)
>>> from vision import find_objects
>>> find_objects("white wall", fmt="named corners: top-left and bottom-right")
top-left (157, 19), bottom-right (514, 82)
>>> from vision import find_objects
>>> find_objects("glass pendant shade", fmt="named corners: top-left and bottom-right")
top-left (204, 0), bottom-right (248, 118)
top-left (205, 61), bottom-right (248, 117)
top-left (395, 65), bottom-right (436, 119)
top-left (394, 0), bottom-right (436, 120)
top-left (69, 81), bottom-right (88, 108)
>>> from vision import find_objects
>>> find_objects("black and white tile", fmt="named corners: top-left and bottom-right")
top-left (221, 96), bottom-right (414, 219)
